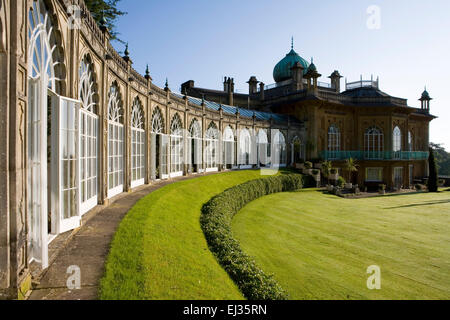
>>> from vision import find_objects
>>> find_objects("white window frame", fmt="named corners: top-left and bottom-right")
top-left (170, 114), bottom-right (184, 178)
top-left (365, 127), bottom-right (384, 160)
top-left (205, 123), bottom-right (219, 172)
top-left (328, 125), bottom-right (341, 159)
top-left (107, 85), bottom-right (124, 199)
top-left (50, 93), bottom-right (82, 234)
top-left (79, 58), bottom-right (98, 215)
top-left (131, 99), bottom-right (145, 188)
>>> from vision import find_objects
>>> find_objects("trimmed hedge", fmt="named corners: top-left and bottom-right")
top-left (200, 174), bottom-right (303, 300)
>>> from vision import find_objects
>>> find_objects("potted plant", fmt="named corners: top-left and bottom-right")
top-left (303, 161), bottom-right (313, 175)
top-left (312, 169), bottom-right (321, 182)
top-left (379, 184), bottom-right (386, 195)
top-left (329, 168), bottom-right (339, 182)
top-left (337, 176), bottom-right (346, 189)
top-left (438, 179), bottom-right (445, 187)
top-left (344, 158), bottom-right (358, 189)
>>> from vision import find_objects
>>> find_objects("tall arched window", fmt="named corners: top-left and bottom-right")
top-left (205, 122), bottom-right (219, 171)
top-left (408, 131), bottom-right (413, 152)
top-left (170, 114), bottom-right (184, 177)
top-left (365, 126), bottom-right (384, 159)
top-left (257, 129), bottom-right (269, 167)
top-left (79, 56), bottom-right (98, 214)
top-left (273, 130), bottom-right (287, 167)
top-left (291, 136), bottom-right (304, 164)
top-left (151, 107), bottom-right (167, 179)
top-left (131, 98), bottom-right (145, 188)
top-left (223, 126), bottom-right (235, 169)
top-left (107, 83), bottom-right (124, 198)
top-left (239, 128), bottom-right (252, 167)
top-left (328, 125), bottom-right (341, 159)
top-left (393, 126), bottom-right (402, 159)
top-left (27, 0), bottom-right (67, 267)
top-left (188, 119), bottom-right (202, 173)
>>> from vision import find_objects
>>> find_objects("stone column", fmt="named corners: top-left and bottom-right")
top-left (0, 0), bottom-right (10, 298)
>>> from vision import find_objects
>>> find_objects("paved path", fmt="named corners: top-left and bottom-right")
top-left (28, 175), bottom-right (205, 300)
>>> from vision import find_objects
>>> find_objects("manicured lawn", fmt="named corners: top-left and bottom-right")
top-left (232, 190), bottom-right (450, 300)
top-left (100, 170), bottom-right (273, 300)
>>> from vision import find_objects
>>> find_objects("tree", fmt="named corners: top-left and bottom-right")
top-left (344, 158), bottom-right (358, 182)
top-left (428, 147), bottom-right (439, 192)
top-left (430, 143), bottom-right (450, 176)
top-left (321, 160), bottom-right (332, 185)
top-left (84, 0), bottom-right (127, 43)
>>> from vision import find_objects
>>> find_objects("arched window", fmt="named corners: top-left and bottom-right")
top-left (131, 98), bottom-right (145, 187)
top-left (328, 125), bottom-right (341, 159)
top-left (365, 126), bottom-right (384, 159)
top-left (188, 119), bottom-right (202, 173)
top-left (27, 0), bottom-right (68, 267)
top-left (170, 114), bottom-right (184, 176)
top-left (273, 130), bottom-right (287, 167)
top-left (223, 126), bottom-right (235, 169)
top-left (79, 56), bottom-right (98, 214)
top-left (393, 126), bottom-right (402, 151)
top-left (291, 136), bottom-right (304, 164)
top-left (107, 83), bottom-right (124, 198)
top-left (205, 122), bottom-right (219, 171)
top-left (257, 129), bottom-right (269, 167)
top-left (239, 128), bottom-right (252, 166)
top-left (150, 107), bottom-right (167, 179)
top-left (408, 131), bottom-right (413, 152)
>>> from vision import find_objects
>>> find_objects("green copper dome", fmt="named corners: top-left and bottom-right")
top-left (273, 44), bottom-right (309, 83)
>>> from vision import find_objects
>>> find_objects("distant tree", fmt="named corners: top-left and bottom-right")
top-left (84, 0), bottom-right (127, 43)
top-left (428, 147), bottom-right (439, 192)
top-left (430, 143), bottom-right (450, 176)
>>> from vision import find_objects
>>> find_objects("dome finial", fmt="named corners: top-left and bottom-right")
top-left (291, 36), bottom-right (294, 50)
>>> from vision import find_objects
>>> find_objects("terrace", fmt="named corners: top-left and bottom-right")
top-left (320, 150), bottom-right (430, 161)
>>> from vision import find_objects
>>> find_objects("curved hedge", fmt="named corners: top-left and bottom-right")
top-left (200, 174), bottom-right (303, 300)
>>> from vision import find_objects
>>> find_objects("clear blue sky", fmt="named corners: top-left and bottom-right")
top-left (112, 0), bottom-right (450, 149)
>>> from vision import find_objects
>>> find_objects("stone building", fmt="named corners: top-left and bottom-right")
top-left (183, 42), bottom-right (435, 190)
top-left (0, 0), bottom-right (434, 299)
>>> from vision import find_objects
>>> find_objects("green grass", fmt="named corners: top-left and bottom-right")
top-left (232, 190), bottom-right (450, 300)
top-left (100, 170), bottom-right (274, 300)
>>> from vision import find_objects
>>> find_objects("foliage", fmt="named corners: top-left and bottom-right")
top-left (321, 161), bottom-right (332, 183)
top-left (330, 168), bottom-right (338, 175)
top-left (337, 176), bottom-right (346, 188)
top-left (201, 174), bottom-right (304, 300)
top-left (344, 158), bottom-right (358, 181)
top-left (304, 161), bottom-right (313, 169)
top-left (312, 169), bottom-right (320, 176)
top-left (428, 147), bottom-right (439, 192)
top-left (430, 143), bottom-right (450, 176)
top-left (85, 0), bottom-right (127, 43)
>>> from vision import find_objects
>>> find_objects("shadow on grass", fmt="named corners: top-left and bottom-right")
top-left (385, 199), bottom-right (450, 209)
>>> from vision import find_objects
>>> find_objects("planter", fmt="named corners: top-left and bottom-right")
top-left (328, 173), bottom-right (338, 181)
top-left (303, 168), bottom-right (312, 175)
top-left (345, 183), bottom-right (353, 189)
top-left (295, 163), bottom-right (305, 170)
top-left (312, 174), bottom-right (321, 182)
top-left (314, 163), bottom-right (322, 169)
top-left (327, 185), bottom-right (333, 192)
top-left (379, 190), bottom-right (386, 195)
